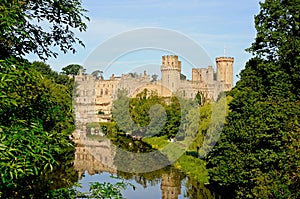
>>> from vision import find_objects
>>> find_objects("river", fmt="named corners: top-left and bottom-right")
top-left (73, 138), bottom-right (221, 199)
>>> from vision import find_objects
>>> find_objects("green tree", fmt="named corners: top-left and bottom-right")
top-left (0, 0), bottom-right (89, 197)
top-left (248, 0), bottom-right (300, 62)
top-left (207, 0), bottom-right (300, 198)
top-left (159, 96), bottom-right (181, 139)
top-left (61, 64), bottom-right (85, 76)
top-left (91, 70), bottom-right (104, 79)
top-left (112, 89), bottom-right (137, 135)
top-left (195, 91), bottom-right (207, 105)
top-left (151, 74), bottom-right (158, 82)
top-left (0, 0), bottom-right (89, 60)
top-left (247, 0), bottom-right (300, 96)
top-left (129, 89), bottom-right (166, 136)
top-left (112, 89), bottom-right (167, 137)
top-left (180, 73), bottom-right (186, 80)
top-left (0, 58), bottom-right (76, 197)
top-left (32, 61), bottom-right (73, 88)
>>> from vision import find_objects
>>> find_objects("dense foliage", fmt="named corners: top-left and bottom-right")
top-left (112, 89), bottom-right (201, 140)
top-left (187, 95), bottom-right (231, 158)
top-left (207, 0), bottom-right (300, 198)
top-left (0, 0), bottom-right (89, 60)
top-left (112, 89), bottom-right (172, 138)
top-left (0, 57), bottom-right (76, 197)
top-left (61, 64), bottom-right (85, 76)
top-left (129, 89), bottom-right (167, 137)
top-left (0, 0), bottom-right (89, 197)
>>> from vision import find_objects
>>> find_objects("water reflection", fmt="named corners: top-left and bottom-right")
top-left (74, 139), bottom-right (117, 179)
top-left (161, 170), bottom-right (181, 199)
top-left (74, 137), bottom-right (220, 199)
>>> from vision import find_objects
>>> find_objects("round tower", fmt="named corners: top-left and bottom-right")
top-left (161, 172), bottom-right (181, 199)
top-left (216, 57), bottom-right (234, 89)
top-left (161, 55), bottom-right (181, 92)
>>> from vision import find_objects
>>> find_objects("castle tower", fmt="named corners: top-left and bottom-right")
top-left (192, 68), bottom-right (201, 82)
top-left (216, 57), bottom-right (234, 90)
top-left (207, 65), bottom-right (214, 83)
top-left (192, 66), bottom-right (214, 84)
top-left (161, 172), bottom-right (181, 199)
top-left (161, 55), bottom-right (181, 92)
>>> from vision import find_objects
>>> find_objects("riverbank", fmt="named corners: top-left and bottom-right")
top-left (89, 121), bottom-right (210, 184)
top-left (142, 136), bottom-right (209, 184)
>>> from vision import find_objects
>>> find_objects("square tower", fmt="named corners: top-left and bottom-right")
top-left (161, 55), bottom-right (181, 92)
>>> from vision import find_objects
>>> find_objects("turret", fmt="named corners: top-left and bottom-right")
top-left (216, 57), bottom-right (234, 90)
top-left (161, 55), bottom-right (181, 92)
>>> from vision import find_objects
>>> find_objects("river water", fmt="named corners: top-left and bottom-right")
top-left (73, 138), bottom-right (221, 199)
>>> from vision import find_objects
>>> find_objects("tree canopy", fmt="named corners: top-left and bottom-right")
top-left (61, 64), bottom-right (85, 76)
top-left (248, 0), bottom-right (300, 96)
top-left (0, 0), bottom-right (88, 197)
top-left (248, 0), bottom-right (300, 62)
top-left (0, 0), bottom-right (89, 60)
top-left (207, 0), bottom-right (300, 198)
top-left (0, 57), bottom-right (76, 197)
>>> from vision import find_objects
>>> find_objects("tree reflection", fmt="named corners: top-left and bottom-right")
top-left (183, 177), bottom-right (221, 199)
top-left (73, 135), bottom-right (221, 199)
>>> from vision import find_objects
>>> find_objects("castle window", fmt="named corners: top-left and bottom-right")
top-left (105, 89), bottom-right (108, 95)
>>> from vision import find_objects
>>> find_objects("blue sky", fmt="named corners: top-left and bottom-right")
top-left (28, 0), bottom-right (261, 84)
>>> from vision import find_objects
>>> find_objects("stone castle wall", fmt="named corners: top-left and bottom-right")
top-left (74, 55), bottom-right (234, 123)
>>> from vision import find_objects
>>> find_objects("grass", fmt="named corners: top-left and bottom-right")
top-left (174, 155), bottom-right (209, 184)
top-left (142, 136), bottom-right (209, 184)
top-left (142, 136), bottom-right (169, 149)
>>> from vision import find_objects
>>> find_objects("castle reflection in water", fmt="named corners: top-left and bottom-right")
top-left (74, 139), bottom-right (181, 199)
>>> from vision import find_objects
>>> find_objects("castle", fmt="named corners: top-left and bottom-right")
top-left (74, 55), bottom-right (234, 123)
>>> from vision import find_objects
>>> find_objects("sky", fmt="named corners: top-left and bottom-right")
top-left (27, 0), bottom-right (261, 84)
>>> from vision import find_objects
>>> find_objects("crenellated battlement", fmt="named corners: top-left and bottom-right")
top-left (75, 54), bottom-right (234, 123)
top-left (216, 57), bottom-right (234, 62)
top-left (161, 55), bottom-right (181, 72)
